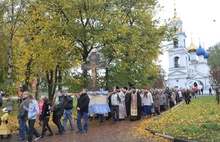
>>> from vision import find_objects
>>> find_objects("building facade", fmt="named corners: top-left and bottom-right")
top-left (166, 7), bottom-right (211, 94)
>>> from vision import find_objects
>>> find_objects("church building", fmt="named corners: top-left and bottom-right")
top-left (166, 4), bottom-right (211, 94)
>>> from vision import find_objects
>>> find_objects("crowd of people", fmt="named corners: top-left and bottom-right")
top-left (0, 86), bottom-right (198, 141)
top-left (105, 86), bottom-right (195, 124)
top-left (0, 88), bottom-right (90, 142)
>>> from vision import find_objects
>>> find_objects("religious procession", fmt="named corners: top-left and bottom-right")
top-left (0, 85), bottom-right (197, 142)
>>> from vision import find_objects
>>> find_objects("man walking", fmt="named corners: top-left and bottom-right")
top-left (52, 89), bottom-right (66, 135)
top-left (76, 88), bottom-right (90, 133)
top-left (201, 88), bottom-right (203, 95)
top-left (23, 95), bottom-right (41, 142)
top-left (209, 87), bottom-right (212, 95)
top-left (17, 91), bottom-right (30, 141)
top-left (62, 93), bottom-right (74, 131)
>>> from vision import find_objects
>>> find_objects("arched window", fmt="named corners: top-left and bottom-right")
top-left (174, 57), bottom-right (180, 68)
top-left (173, 38), bottom-right (178, 48)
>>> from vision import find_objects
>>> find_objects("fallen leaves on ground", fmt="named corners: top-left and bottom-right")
top-left (144, 96), bottom-right (220, 141)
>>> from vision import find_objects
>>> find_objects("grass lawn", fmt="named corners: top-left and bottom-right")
top-left (144, 96), bottom-right (220, 141)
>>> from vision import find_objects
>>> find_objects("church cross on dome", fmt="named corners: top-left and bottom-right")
top-left (174, 0), bottom-right (177, 17)
top-left (198, 38), bottom-right (201, 45)
top-left (172, 0), bottom-right (181, 22)
top-left (190, 33), bottom-right (193, 42)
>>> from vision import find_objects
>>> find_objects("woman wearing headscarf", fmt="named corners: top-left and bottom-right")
top-left (142, 88), bottom-right (153, 118)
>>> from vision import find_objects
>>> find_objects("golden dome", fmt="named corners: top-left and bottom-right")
top-left (188, 42), bottom-right (197, 52)
top-left (172, 2), bottom-right (182, 22)
top-left (172, 16), bottom-right (181, 22)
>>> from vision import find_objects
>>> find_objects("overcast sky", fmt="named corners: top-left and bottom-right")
top-left (158, 0), bottom-right (220, 74)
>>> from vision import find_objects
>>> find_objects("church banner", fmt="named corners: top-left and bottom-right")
top-left (87, 91), bottom-right (110, 115)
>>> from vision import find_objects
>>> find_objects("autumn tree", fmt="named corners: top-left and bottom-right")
top-left (0, 2), bottom-right (7, 89)
top-left (37, 0), bottom-right (172, 92)
top-left (152, 65), bottom-right (167, 89)
top-left (207, 42), bottom-right (220, 104)
top-left (98, 0), bottom-right (172, 89)
top-left (0, 0), bottom-right (30, 95)
top-left (13, 0), bottom-right (82, 100)
top-left (1, 0), bottom-right (173, 98)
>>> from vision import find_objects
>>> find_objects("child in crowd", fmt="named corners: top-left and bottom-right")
top-left (0, 108), bottom-right (11, 139)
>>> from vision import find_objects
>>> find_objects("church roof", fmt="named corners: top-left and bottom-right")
top-left (196, 45), bottom-right (205, 56)
top-left (172, 16), bottom-right (182, 22)
top-left (204, 52), bottom-right (209, 59)
top-left (188, 42), bottom-right (197, 52)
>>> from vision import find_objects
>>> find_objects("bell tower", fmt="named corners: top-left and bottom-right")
top-left (167, 1), bottom-right (189, 88)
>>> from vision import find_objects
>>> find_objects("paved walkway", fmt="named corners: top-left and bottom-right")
top-left (1, 95), bottom-right (212, 142)
top-left (1, 116), bottom-right (169, 142)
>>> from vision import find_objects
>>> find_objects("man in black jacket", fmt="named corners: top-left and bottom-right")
top-left (52, 89), bottom-right (65, 135)
top-left (62, 93), bottom-right (74, 131)
top-left (76, 88), bottom-right (90, 133)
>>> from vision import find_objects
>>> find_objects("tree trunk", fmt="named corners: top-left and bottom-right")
top-left (47, 70), bottom-right (54, 101)
top-left (57, 65), bottom-right (62, 90)
top-left (7, 1), bottom-right (15, 96)
top-left (35, 78), bottom-right (40, 100)
top-left (46, 65), bottom-right (61, 101)
top-left (24, 57), bottom-right (33, 91)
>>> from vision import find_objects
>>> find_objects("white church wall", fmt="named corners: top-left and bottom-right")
top-left (168, 53), bottom-right (174, 68)
top-left (198, 55), bottom-right (204, 63)
top-left (196, 64), bottom-right (210, 74)
top-left (177, 35), bottom-right (184, 47)
top-left (179, 53), bottom-right (185, 67)
top-left (167, 78), bottom-right (187, 89)
top-left (189, 52), bottom-right (198, 61)
top-left (205, 78), bottom-right (211, 90)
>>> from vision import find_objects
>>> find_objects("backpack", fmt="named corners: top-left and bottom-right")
top-left (64, 96), bottom-right (73, 109)
top-left (45, 102), bottom-right (52, 116)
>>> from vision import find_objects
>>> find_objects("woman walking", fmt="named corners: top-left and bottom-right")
top-left (41, 97), bottom-right (53, 137)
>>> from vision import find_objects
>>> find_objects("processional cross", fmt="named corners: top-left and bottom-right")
top-left (81, 52), bottom-right (106, 91)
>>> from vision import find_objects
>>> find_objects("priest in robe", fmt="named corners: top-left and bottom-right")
top-left (130, 86), bottom-right (142, 121)
top-left (118, 88), bottom-right (127, 119)
top-left (124, 87), bottom-right (131, 117)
